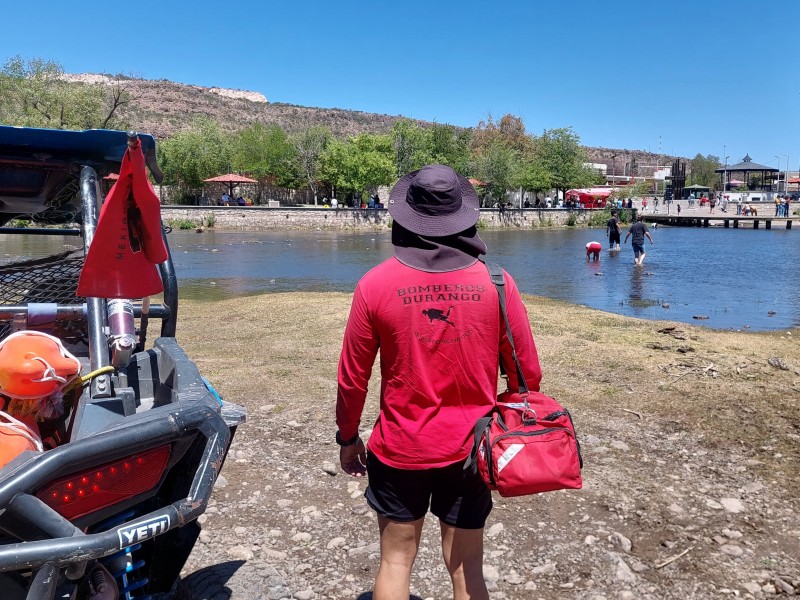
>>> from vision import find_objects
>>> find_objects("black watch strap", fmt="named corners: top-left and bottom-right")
top-left (336, 431), bottom-right (359, 447)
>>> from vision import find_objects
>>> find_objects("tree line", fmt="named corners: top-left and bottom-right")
top-left (7, 55), bottom-right (732, 205)
top-left (158, 114), bottom-right (611, 206)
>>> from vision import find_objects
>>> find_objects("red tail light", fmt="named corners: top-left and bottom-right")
top-left (36, 445), bottom-right (171, 520)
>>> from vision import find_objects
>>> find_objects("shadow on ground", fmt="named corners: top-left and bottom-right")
top-left (177, 560), bottom-right (245, 600)
top-left (357, 593), bottom-right (423, 600)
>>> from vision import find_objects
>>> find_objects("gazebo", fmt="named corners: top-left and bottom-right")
top-left (683, 183), bottom-right (710, 198)
top-left (714, 155), bottom-right (778, 191)
top-left (203, 173), bottom-right (259, 202)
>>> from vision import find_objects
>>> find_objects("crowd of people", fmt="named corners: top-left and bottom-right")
top-left (774, 195), bottom-right (792, 217)
top-left (322, 194), bottom-right (383, 209)
top-left (202, 189), bottom-right (795, 219)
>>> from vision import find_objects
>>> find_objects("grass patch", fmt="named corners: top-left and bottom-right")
top-left (165, 218), bottom-right (198, 230)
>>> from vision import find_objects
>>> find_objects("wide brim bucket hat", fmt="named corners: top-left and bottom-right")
top-left (388, 164), bottom-right (480, 237)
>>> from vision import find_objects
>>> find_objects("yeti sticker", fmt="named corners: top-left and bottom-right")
top-left (117, 515), bottom-right (171, 548)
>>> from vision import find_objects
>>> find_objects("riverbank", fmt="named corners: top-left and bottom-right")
top-left (160, 206), bottom-right (599, 231)
top-left (161, 202), bottom-right (798, 233)
top-left (176, 292), bottom-right (800, 599)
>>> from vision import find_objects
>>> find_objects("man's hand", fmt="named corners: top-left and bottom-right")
top-left (340, 437), bottom-right (367, 477)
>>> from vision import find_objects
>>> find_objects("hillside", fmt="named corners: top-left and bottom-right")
top-left (65, 74), bottom-right (419, 141)
top-left (68, 74), bottom-right (681, 175)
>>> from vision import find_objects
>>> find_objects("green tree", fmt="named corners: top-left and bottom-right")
top-left (231, 123), bottom-right (298, 187)
top-left (392, 119), bottom-right (429, 176)
top-left (321, 133), bottom-right (395, 200)
top-left (426, 123), bottom-right (472, 174)
top-left (535, 127), bottom-right (594, 196)
top-left (392, 120), bottom-right (472, 177)
top-left (470, 114), bottom-right (539, 206)
top-left (158, 117), bottom-right (231, 189)
top-left (471, 114), bottom-right (534, 158)
top-left (473, 141), bottom-right (517, 206)
top-left (688, 154), bottom-right (721, 189)
top-left (0, 55), bottom-right (128, 130)
top-left (512, 155), bottom-right (551, 198)
top-left (293, 125), bottom-right (332, 204)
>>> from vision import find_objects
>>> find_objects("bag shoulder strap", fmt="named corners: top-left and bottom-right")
top-left (463, 414), bottom-right (495, 475)
top-left (482, 261), bottom-right (529, 396)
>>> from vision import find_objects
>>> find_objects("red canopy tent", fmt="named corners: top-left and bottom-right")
top-left (565, 187), bottom-right (612, 208)
top-left (203, 174), bottom-right (259, 201)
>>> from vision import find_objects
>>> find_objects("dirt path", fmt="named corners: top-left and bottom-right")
top-left (176, 294), bottom-right (800, 599)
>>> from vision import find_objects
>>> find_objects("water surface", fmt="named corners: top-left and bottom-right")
top-left (2, 227), bottom-right (797, 331)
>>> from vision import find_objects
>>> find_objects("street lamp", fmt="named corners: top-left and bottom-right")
top-left (723, 156), bottom-right (729, 193)
top-left (721, 145), bottom-right (727, 193)
top-left (782, 155), bottom-right (789, 193)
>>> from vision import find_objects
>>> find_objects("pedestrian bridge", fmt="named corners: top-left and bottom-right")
top-left (645, 213), bottom-right (796, 230)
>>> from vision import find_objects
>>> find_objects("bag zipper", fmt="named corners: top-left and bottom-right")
top-left (492, 426), bottom-right (573, 445)
top-left (542, 410), bottom-right (569, 421)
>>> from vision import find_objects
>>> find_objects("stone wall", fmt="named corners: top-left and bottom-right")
top-left (160, 206), bottom-right (597, 232)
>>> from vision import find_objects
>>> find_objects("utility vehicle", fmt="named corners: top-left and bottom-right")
top-left (0, 125), bottom-right (245, 600)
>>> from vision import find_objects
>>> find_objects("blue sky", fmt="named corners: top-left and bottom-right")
top-left (3, 0), bottom-right (798, 166)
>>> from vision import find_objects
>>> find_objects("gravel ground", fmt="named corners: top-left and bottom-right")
top-left (172, 294), bottom-right (800, 600)
top-left (177, 404), bottom-right (800, 600)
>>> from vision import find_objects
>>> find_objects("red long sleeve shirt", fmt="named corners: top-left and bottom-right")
top-left (336, 258), bottom-right (542, 469)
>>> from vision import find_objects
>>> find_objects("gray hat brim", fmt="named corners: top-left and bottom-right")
top-left (387, 169), bottom-right (481, 237)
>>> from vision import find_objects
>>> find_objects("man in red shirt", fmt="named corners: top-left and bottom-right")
top-left (336, 165), bottom-right (542, 600)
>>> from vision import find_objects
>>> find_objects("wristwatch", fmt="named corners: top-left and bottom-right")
top-left (335, 431), bottom-right (359, 447)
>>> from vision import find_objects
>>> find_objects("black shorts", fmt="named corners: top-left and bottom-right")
top-left (365, 452), bottom-right (492, 529)
top-left (609, 232), bottom-right (621, 244)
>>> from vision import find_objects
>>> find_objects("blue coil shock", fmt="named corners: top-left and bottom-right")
top-left (93, 510), bottom-right (151, 600)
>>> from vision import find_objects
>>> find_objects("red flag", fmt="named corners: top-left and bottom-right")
top-left (77, 137), bottom-right (168, 298)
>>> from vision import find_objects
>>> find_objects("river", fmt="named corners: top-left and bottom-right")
top-left (2, 227), bottom-right (798, 331)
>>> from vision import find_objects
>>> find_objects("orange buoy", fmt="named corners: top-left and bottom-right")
top-left (0, 331), bottom-right (81, 400)
top-left (0, 412), bottom-right (41, 468)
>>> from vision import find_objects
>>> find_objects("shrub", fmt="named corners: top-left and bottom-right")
top-left (588, 207), bottom-right (612, 227)
top-left (165, 218), bottom-right (198, 230)
top-left (565, 213), bottom-right (578, 227)
top-left (204, 213), bottom-right (216, 228)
